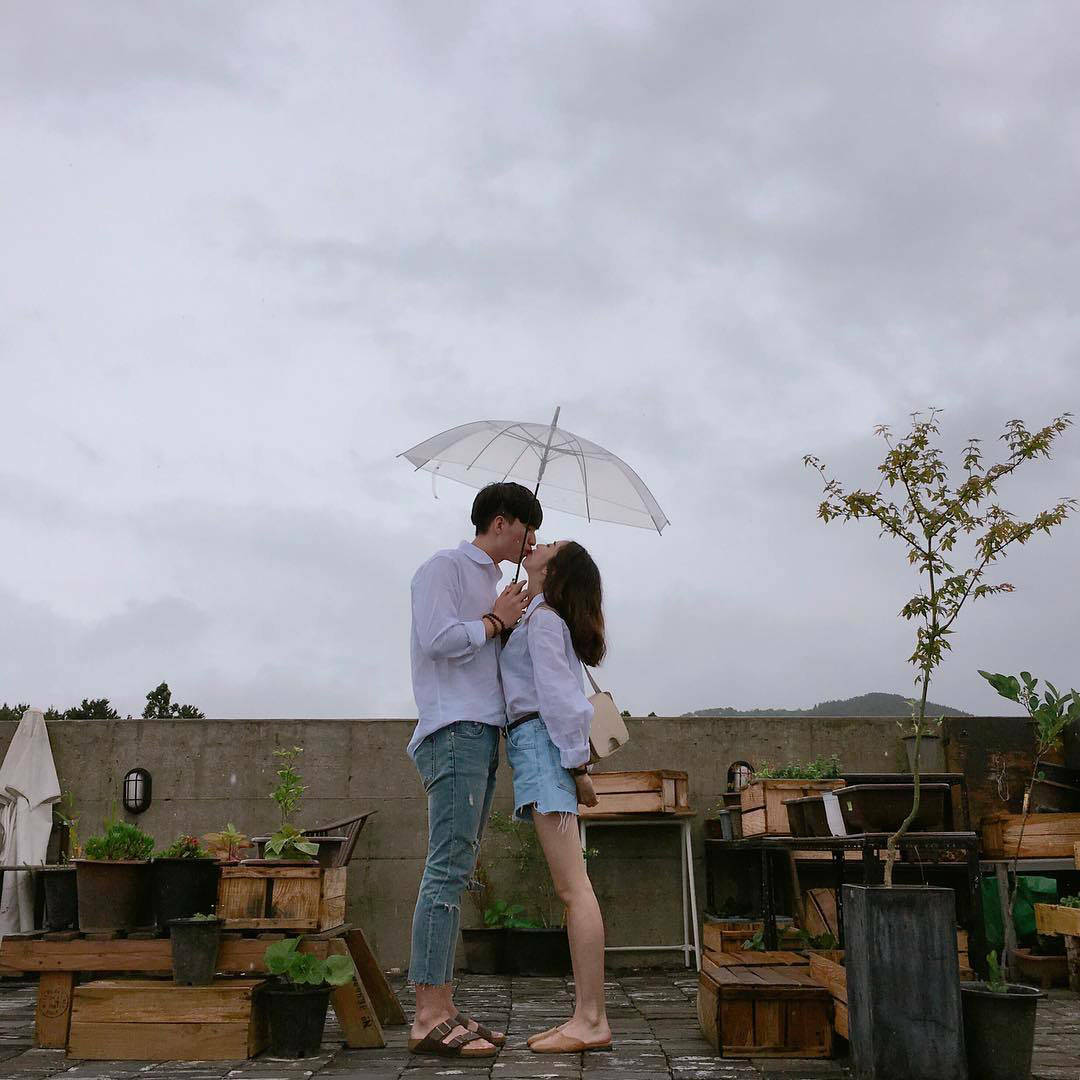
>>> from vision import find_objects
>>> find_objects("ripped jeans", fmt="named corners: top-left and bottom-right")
top-left (408, 720), bottom-right (500, 986)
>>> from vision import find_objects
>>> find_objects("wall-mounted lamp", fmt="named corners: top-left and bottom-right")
top-left (122, 768), bottom-right (152, 814)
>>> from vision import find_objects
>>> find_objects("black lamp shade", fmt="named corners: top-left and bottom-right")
top-left (122, 768), bottom-right (152, 814)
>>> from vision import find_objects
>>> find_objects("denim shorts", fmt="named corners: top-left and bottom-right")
top-left (505, 716), bottom-right (580, 821)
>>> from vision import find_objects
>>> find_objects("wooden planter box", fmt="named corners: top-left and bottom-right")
top-left (741, 780), bottom-right (846, 837)
top-left (981, 812), bottom-right (1080, 858)
top-left (67, 979), bottom-right (267, 1060)
top-left (703, 919), bottom-right (799, 955)
top-left (1034, 902), bottom-right (1080, 937)
top-left (808, 951), bottom-right (848, 1039)
top-left (217, 865), bottom-right (346, 930)
top-left (579, 770), bottom-right (690, 817)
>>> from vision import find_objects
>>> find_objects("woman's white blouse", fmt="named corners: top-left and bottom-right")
top-left (499, 593), bottom-right (594, 769)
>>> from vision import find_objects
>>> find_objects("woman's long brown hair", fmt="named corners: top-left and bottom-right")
top-left (543, 541), bottom-right (606, 666)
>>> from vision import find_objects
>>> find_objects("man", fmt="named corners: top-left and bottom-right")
top-left (406, 481), bottom-right (542, 1059)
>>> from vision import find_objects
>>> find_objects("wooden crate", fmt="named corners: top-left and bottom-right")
top-left (67, 979), bottom-right (267, 1060)
top-left (698, 956), bottom-right (833, 1058)
top-left (980, 812), bottom-right (1080, 858)
top-left (218, 865), bottom-right (347, 930)
top-left (1035, 903), bottom-right (1080, 937)
top-left (704, 922), bottom-right (802, 955)
top-left (740, 780), bottom-right (846, 837)
top-left (808, 951), bottom-right (847, 1040)
top-left (1075, 841), bottom-right (1080, 868)
top-left (579, 770), bottom-right (690, 817)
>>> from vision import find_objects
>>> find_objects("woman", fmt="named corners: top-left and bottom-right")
top-left (499, 539), bottom-right (612, 1054)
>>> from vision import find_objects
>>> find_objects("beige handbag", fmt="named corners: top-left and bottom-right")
top-left (584, 667), bottom-right (629, 762)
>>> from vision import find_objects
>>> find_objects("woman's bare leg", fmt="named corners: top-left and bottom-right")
top-left (530, 812), bottom-right (610, 1046)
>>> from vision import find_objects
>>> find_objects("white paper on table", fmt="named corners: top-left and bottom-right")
top-left (822, 790), bottom-right (847, 837)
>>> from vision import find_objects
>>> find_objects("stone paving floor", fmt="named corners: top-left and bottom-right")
top-left (0, 973), bottom-right (1076, 1080)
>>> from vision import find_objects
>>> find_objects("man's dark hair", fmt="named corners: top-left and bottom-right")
top-left (471, 482), bottom-right (543, 534)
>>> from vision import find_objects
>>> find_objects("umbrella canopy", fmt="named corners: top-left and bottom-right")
top-left (399, 411), bottom-right (669, 533)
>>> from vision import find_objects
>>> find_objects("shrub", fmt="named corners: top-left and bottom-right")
top-left (83, 820), bottom-right (154, 861)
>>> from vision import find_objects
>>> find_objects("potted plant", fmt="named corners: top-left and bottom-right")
top-left (152, 834), bottom-right (221, 928)
top-left (461, 851), bottom-right (508, 974)
top-left (960, 951), bottom-right (1043, 1080)
top-left (252, 747), bottom-right (319, 864)
top-left (202, 822), bottom-right (253, 864)
top-left (806, 408), bottom-right (1074, 1080)
top-left (40, 785), bottom-right (79, 930)
top-left (261, 936), bottom-right (354, 1057)
top-left (169, 912), bottom-right (222, 986)
top-left (740, 756), bottom-right (845, 836)
top-left (75, 819), bottom-right (155, 931)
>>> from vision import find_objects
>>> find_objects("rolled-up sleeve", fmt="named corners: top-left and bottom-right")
top-left (412, 557), bottom-right (487, 661)
top-left (528, 610), bottom-right (593, 769)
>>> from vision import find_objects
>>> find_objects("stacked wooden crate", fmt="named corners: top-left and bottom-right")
top-left (217, 865), bottom-right (347, 931)
top-left (579, 770), bottom-right (690, 817)
top-left (740, 780), bottom-right (846, 836)
top-left (981, 812), bottom-right (1080, 858)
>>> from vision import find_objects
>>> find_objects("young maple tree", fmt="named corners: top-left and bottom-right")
top-left (805, 409), bottom-right (1074, 885)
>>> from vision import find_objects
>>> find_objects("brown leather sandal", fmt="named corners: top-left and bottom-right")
top-left (453, 1011), bottom-right (506, 1047)
top-left (407, 1019), bottom-right (498, 1058)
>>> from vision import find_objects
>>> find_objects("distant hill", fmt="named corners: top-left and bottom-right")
top-left (686, 691), bottom-right (971, 718)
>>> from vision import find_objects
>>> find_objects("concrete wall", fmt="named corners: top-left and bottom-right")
top-left (0, 715), bottom-right (1013, 969)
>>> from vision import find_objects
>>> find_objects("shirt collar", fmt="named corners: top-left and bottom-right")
top-left (523, 593), bottom-right (547, 620)
top-left (458, 540), bottom-right (498, 570)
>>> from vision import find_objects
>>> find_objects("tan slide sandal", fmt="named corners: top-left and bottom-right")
top-left (530, 1031), bottom-right (613, 1054)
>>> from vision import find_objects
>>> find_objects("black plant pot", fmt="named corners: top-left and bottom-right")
top-left (153, 858), bottom-right (222, 928)
top-left (262, 983), bottom-right (332, 1058)
top-left (843, 884), bottom-right (966, 1080)
top-left (39, 866), bottom-right (78, 931)
top-left (961, 982), bottom-right (1043, 1080)
top-left (169, 917), bottom-right (222, 986)
top-left (462, 928), bottom-right (509, 974)
top-left (75, 860), bottom-right (153, 931)
top-left (507, 927), bottom-right (571, 977)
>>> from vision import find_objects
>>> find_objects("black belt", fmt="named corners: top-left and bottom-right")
top-left (504, 712), bottom-right (539, 735)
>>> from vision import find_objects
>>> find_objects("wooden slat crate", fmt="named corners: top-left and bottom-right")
top-left (1035, 903), bottom-right (1080, 937)
top-left (67, 979), bottom-right (267, 1060)
top-left (704, 922), bottom-right (803, 955)
top-left (218, 865), bottom-right (347, 930)
top-left (698, 957), bottom-right (833, 1058)
top-left (980, 812), bottom-right (1080, 858)
top-left (579, 770), bottom-right (690, 817)
top-left (740, 780), bottom-right (846, 837)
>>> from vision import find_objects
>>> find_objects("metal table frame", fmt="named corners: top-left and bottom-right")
top-left (579, 814), bottom-right (700, 970)
top-left (706, 832), bottom-right (983, 974)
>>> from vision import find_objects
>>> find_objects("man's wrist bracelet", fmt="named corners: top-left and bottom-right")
top-left (487, 612), bottom-right (506, 633)
top-left (482, 614), bottom-right (499, 635)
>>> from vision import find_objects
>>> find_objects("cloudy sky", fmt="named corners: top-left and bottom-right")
top-left (3, 2), bottom-right (1078, 719)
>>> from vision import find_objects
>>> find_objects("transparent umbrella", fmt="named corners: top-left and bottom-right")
top-left (399, 407), bottom-right (668, 575)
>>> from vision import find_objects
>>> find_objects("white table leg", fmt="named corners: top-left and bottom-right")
top-left (680, 821), bottom-right (690, 967)
top-left (685, 821), bottom-right (701, 971)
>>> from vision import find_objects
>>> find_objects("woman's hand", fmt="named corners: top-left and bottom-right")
top-left (574, 772), bottom-right (598, 808)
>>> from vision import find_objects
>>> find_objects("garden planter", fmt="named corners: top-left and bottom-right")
top-left (837, 783), bottom-right (950, 833)
top-left (960, 982), bottom-right (1042, 1080)
top-left (903, 733), bottom-right (946, 773)
top-left (74, 860), bottom-right (152, 931)
top-left (1028, 777), bottom-right (1080, 813)
top-left (253, 836), bottom-right (348, 868)
top-left (507, 927), bottom-right (571, 976)
top-left (1011, 947), bottom-right (1068, 989)
top-left (38, 866), bottom-right (78, 931)
top-left (843, 884), bottom-right (966, 1080)
top-left (261, 982), bottom-right (331, 1058)
top-left (741, 779), bottom-right (845, 836)
top-left (782, 796), bottom-right (830, 837)
top-left (462, 927), bottom-right (508, 974)
top-left (169, 917), bottom-right (222, 985)
top-left (152, 858), bottom-right (222, 927)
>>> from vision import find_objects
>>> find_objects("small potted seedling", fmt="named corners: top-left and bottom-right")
top-left (253, 747), bottom-right (320, 864)
top-left (202, 823), bottom-right (253, 864)
top-left (152, 834), bottom-right (221, 928)
top-left (261, 936), bottom-right (355, 1057)
top-left (75, 819), bottom-right (155, 931)
top-left (169, 912), bottom-right (222, 986)
top-left (960, 951), bottom-right (1043, 1080)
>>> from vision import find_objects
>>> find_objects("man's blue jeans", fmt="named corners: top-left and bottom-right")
top-left (409, 720), bottom-right (499, 986)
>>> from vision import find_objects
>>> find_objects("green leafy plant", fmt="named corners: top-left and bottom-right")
top-left (155, 834), bottom-right (213, 860)
top-left (202, 823), bottom-right (252, 862)
top-left (56, 782), bottom-right (80, 861)
top-left (806, 409), bottom-right (1075, 888)
top-left (486, 811), bottom-right (559, 927)
top-left (264, 747), bottom-right (319, 859)
top-left (1059, 895), bottom-right (1080, 909)
top-left (83, 820), bottom-right (155, 861)
top-left (753, 755), bottom-right (842, 780)
top-left (263, 937), bottom-right (354, 987)
top-left (265, 824), bottom-right (319, 860)
top-left (483, 900), bottom-right (541, 929)
top-left (986, 950), bottom-right (1008, 993)
top-left (186, 912), bottom-right (218, 921)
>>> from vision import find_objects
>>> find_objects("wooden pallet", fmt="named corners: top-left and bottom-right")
top-left (740, 780), bottom-right (846, 837)
top-left (980, 812), bottom-right (1080, 858)
top-left (698, 959), bottom-right (833, 1058)
top-left (579, 770), bottom-right (691, 817)
top-left (218, 864), bottom-right (346, 930)
top-left (68, 979), bottom-right (267, 1060)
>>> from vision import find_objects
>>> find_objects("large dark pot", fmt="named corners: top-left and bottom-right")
top-left (782, 799), bottom-right (809, 837)
top-left (261, 983), bottom-right (332, 1058)
top-left (507, 927), bottom-right (571, 976)
top-left (39, 866), bottom-right (78, 931)
top-left (153, 858), bottom-right (222, 927)
top-left (837, 783), bottom-right (950, 833)
top-left (75, 860), bottom-right (152, 931)
top-left (462, 928), bottom-right (508, 974)
top-left (843, 884), bottom-right (966, 1080)
top-left (169, 917), bottom-right (222, 986)
top-left (961, 982), bottom-right (1042, 1080)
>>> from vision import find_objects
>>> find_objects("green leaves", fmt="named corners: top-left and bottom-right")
top-left (484, 900), bottom-right (541, 929)
top-left (979, 669), bottom-right (1080, 757)
top-left (270, 746), bottom-right (307, 826)
top-left (265, 824), bottom-right (320, 860)
top-left (83, 820), bottom-right (155, 861)
top-left (986, 950), bottom-right (1008, 993)
top-left (262, 936), bottom-right (356, 987)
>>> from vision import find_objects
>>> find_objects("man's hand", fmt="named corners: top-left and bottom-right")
top-left (493, 581), bottom-right (528, 631)
top-left (574, 773), bottom-right (598, 808)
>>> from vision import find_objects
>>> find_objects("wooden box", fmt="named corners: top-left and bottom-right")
top-left (1034, 902), bottom-right (1080, 937)
top-left (703, 919), bottom-right (801, 955)
top-left (67, 979), bottom-right (267, 1060)
top-left (980, 812), bottom-right (1080, 858)
top-left (741, 780), bottom-right (846, 837)
top-left (579, 770), bottom-right (690, 817)
top-left (808, 950), bottom-right (848, 1040)
top-left (218, 865), bottom-right (347, 930)
top-left (698, 955), bottom-right (833, 1058)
